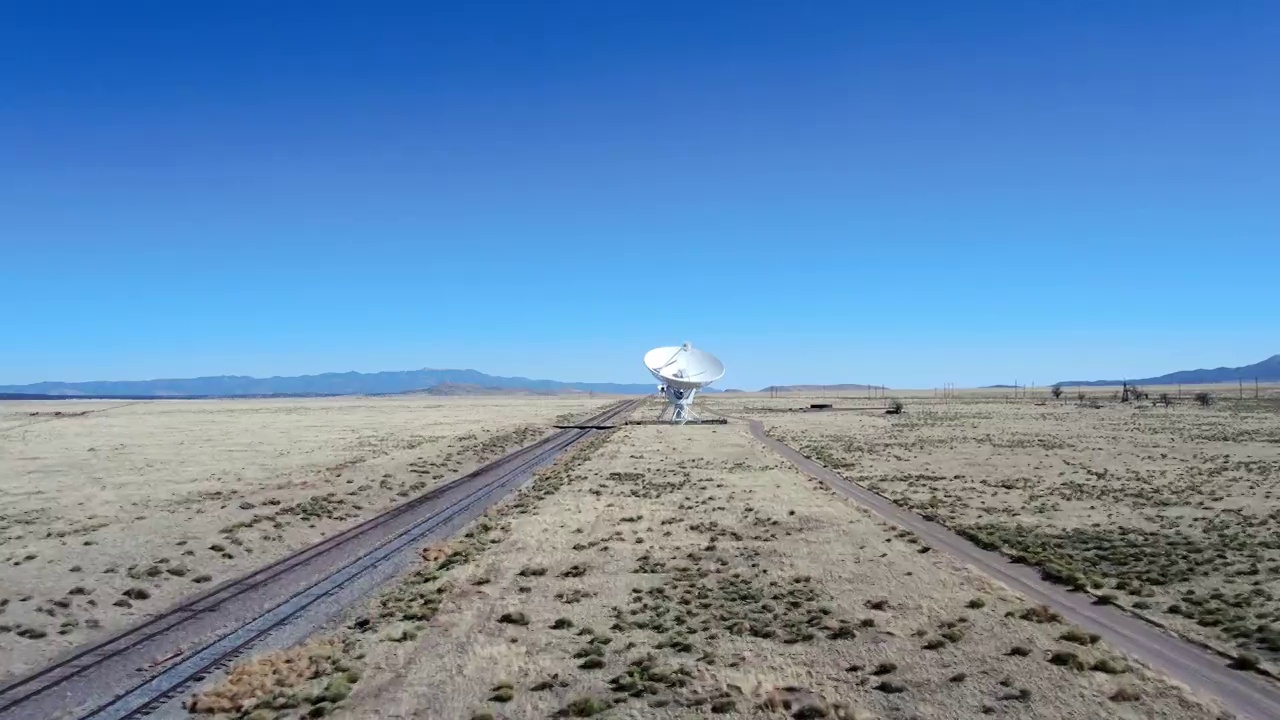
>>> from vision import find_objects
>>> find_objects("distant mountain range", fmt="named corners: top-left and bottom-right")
top-left (759, 383), bottom-right (876, 393)
top-left (1055, 354), bottom-right (1280, 387)
top-left (407, 383), bottom-right (586, 397)
top-left (0, 368), bottom-right (664, 398)
top-left (16, 354), bottom-right (1270, 400)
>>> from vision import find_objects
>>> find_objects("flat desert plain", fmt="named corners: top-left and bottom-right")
top-left (711, 389), bottom-right (1280, 672)
top-left (0, 395), bottom-right (611, 677)
top-left (190, 407), bottom-right (1220, 720)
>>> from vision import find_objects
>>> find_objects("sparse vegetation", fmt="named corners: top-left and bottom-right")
top-left (1014, 605), bottom-right (1063, 624)
top-left (767, 390), bottom-right (1280, 670)
top-left (2, 395), bottom-right (611, 676)
top-left (155, 393), bottom-right (1261, 720)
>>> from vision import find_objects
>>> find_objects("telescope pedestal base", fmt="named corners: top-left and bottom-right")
top-left (656, 386), bottom-right (700, 425)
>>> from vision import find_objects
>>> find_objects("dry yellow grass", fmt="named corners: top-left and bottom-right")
top-left (0, 395), bottom-right (610, 677)
top-left (198, 419), bottom-right (1222, 719)
top-left (187, 638), bottom-right (360, 716)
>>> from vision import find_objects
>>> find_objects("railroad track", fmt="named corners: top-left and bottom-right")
top-left (0, 399), bottom-right (641, 720)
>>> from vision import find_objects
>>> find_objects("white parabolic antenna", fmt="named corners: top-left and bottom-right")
top-left (643, 343), bottom-right (725, 424)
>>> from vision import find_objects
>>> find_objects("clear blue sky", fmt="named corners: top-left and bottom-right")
top-left (3, 2), bottom-right (1277, 390)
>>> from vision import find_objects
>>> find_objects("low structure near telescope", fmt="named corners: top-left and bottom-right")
top-left (643, 343), bottom-right (725, 424)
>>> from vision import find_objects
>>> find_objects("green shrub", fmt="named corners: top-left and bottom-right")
top-left (1090, 657), bottom-right (1129, 674)
top-left (1002, 687), bottom-right (1033, 702)
top-left (1110, 686), bottom-right (1141, 702)
top-left (562, 696), bottom-right (611, 717)
top-left (874, 680), bottom-right (906, 694)
top-left (1059, 628), bottom-right (1100, 646)
top-left (1230, 653), bottom-right (1261, 671)
top-left (1048, 650), bottom-right (1085, 670)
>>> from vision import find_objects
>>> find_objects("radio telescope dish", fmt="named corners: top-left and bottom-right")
top-left (643, 343), bottom-right (725, 424)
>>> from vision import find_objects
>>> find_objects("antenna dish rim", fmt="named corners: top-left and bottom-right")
top-left (643, 344), bottom-right (725, 390)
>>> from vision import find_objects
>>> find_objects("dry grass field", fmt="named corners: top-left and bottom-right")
top-left (709, 389), bottom-right (1280, 673)
top-left (189, 414), bottom-right (1222, 720)
top-left (0, 395), bottom-right (610, 677)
